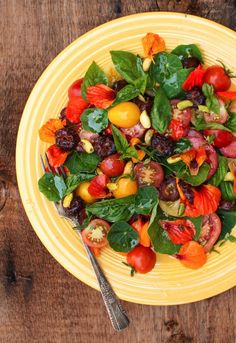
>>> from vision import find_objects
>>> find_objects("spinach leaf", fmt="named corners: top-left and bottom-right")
top-left (110, 51), bottom-right (146, 93)
top-left (174, 138), bottom-right (192, 154)
top-left (148, 205), bottom-right (181, 254)
top-left (86, 195), bottom-right (136, 222)
top-left (65, 152), bottom-right (100, 174)
top-left (112, 125), bottom-right (138, 159)
top-left (202, 83), bottom-right (220, 114)
top-left (112, 84), bottom-right (140, 106)
top-left (194, 114), bottom-right (232, 132)
top-left (185, 216), bottom-right (203, 240)
top-left (149, 52), bottom-right (182, 83)
top-left (38, 172), bottom-right (66, 201)
top-left (162, 68), bottom-right (192, 98)
top-left (81, 108), bottom-right (108, 133)
top-left (107, 221), bottom-right (139, 252)
top-left (225, 112), bottom-right (236, 132)
top-left (65, 173), bottom-right (95, 195)
top-left (181, 162), bottom-right (210, 186)
top-left (151, 88), bottom-right (171, 133)
top-left (217, 209), bottom-right (236, 240)
top-left (220, 182), bottom-right (236, 201)
top-left (134, 186), bottom-right (158, 215)
top-left (171, 44), bottom-right (203, 62)
top-left (81, 61), bottom-right (108, 100)
top-left (208, 155), bottom-right (228, 187)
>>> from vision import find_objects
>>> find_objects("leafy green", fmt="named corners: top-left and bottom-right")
top-left (225, 112), bottom-right (236, 132)
top-left (149, 52), bottom-right (182, 83)
top-left (110, 51), bottom-right (146, 93)
top-left (38, 172), bottom-right (66, 201)
top-left (81, 108), bottom-right (108, 133)
top-left (151, 88), bottom-right (171, 133)
top-left (107, 221), bottom-right (139, 252)
top-left (174, 138), bottom-right (192, 154)
top-left (81, 61), bottom-right (108, 100)
top-left (220, 182), bottom-right (236, 201)
top-left (208, 155), bottom-right (228, 187)
top-left (64, 173), bottom-right (95, 195)
top-left (86, 195), bottom-right (135, 222)
top-left (202, 83), bottom-right (220, 114)
top-left (134, 186), bottom-right (158, 215)
top-left (181, 162), bottom-right (210, 186)
top-left (217, 209), bottom-right (236, 240)
top-left (112, 84), bottom-right (140, 106)
top-left (186, 216), bottom-right (203, 240)
top-left (171, 44), bottom-right (203, 62)
top-left (111, 125), bottom-right (138, 159)
top-left (162, 68), bottom-right (192, 98)
top-left (65, 152), bottom-right (100, 174)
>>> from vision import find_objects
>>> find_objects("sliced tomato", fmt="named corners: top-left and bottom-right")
top-left (168, 108), bottom-right (192, 141)
top-left (198, 213), bottom-right (222, 252)
top-left (203, 129), bottom-right (234, 148)
top-left (160, 219), bottom-right (196, 244)
top-left (121, 122), bottom-right (146, 139)
top-left (126, 245), bottom-right (156, 274)
top-left (100, 153), bottom-right (125, 177)
top-left (88, 174), bottom-right (110, 198)
top-left (186, 129), bottom-right (205, 148)
top-left (82, 219), bottom-right (110, 248)
top-left (203, 99), bottom-right (228, 124)
top-left (220, 138), bottom-right (236, 158)
top-left (68, 78), bottom-right (83, 98)
top-left (134, 161), bottom-right (164, 188)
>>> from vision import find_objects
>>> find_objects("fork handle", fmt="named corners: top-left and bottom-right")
top-left (77, 230), bottom-right (130, 331)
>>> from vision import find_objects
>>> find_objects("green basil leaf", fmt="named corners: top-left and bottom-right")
top-left (151, 88), bottom-right (171, 133)
top-left (202, 83), bottom-right (220, 114)
top-left (38, 172), bottom-right (66, 202)
top-left (185, 216), bottom-right (203, 240)
top-left (110, 51), bottom-right (146, 92)
top-left (112, 84), bottom-right (140, 106)
top-left (81, 61), bottom-right (108, 100)
top-left (174, 138), bottom-right (192, 154)
top-left (217, 209), bottom-right (236, 240)
top-left (65, 173), bottom-right (95, 195)
top-left (122, 146), bottom-right (138, 159)
top-left (111, 125), bottom-right (138, 159)
top-left (162, 68), bottom-right (192, 98)
top-left (181, 162), bottom-right (210, 186)
top-left (107, 221), bottom-right (139, 252)
top-left (65, 152), bottom-right (100, 174)
top-left (149, 52), bottom-right (182, 83)
top-left (81, 108), bottom-right (108, 133)
top-left (171, 44), bottom-right (203, 62)
top-left (148, 205), bottom-right (181, 254)
top-left (86, 195), bottom-right (136, 222)
top-left (135, 186), bottom-right (158, 215)
top-left (208, 155), bottom-right (228, 187)
top-left (220, 181), bottom-right (236, 201)
top-left (225, 112), bottom-right (236, 132)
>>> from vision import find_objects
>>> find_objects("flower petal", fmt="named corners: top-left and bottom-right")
top-left (142, 33), bottom-right (166, 59)
top-left (87, 84), bottom-right (115, 109)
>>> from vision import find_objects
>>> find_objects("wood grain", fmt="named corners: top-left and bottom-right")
top-left (0, 1), bottom-right (236, 342)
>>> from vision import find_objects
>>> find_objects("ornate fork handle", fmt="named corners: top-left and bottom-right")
top-left (76, 228), bottom-right (130, 331)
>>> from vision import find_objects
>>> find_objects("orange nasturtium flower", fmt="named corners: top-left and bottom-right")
top-left (86, 84), bottom-right (116, 109)
top-left (180, 147), bottom-right (207, 176)
top-left (39, 119), bottom-right (65, 143)
top-left (142, 32), bottom-right (166, 59)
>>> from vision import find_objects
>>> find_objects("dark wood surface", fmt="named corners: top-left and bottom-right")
top-left (1, 1), bottom-right (236, 342)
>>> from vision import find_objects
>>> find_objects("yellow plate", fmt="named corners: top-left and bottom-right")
top-left (16, 12), bottom-right (236, 305)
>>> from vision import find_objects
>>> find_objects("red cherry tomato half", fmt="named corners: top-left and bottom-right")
top-left (88, 174), bottom-right (110, 198)
top-left (203, 65), bottom-right (231, 92)
top-left (68, 78), bottom-right (83, 98)
top-left (100, 153), bottom-right (125, 177)
top-left (121, 122), bottom-right (146, 139)
top-left (134, 161), bottom-right (164, 188)
top-left (204, 129), bottom-right (234, 148)
top-left (127, 245), bottom-right (156, 274)
top-left (198, 213), bottom-right (222, 252)
top-left (82, 219), bottom-right (110, 248)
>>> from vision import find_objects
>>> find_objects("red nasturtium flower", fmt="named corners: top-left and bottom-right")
top-left (182, 65), bottom-right (206, 91)
top-left (142, 32), bottom-right (166, 59)
top-left (86, 84), bottom-right (116, 109)
top-left (46, 144), bottom-right (68, 168)
top-left (180, 147), bottom-right (207, 175)
top-left (216, 91), bottom-right (236, 101)
top-left (66, 96), bottom-right (89, 123)
top-left (39, 118), bottom-right (65, 143)
top-left (160, 219), bottom-right (196, 245)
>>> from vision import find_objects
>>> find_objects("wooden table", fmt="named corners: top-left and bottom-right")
top-left (1, 1), bottom-right (236, 342)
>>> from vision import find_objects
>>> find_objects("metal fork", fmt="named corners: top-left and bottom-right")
top-left (40, 153), bottom-right (130, 331)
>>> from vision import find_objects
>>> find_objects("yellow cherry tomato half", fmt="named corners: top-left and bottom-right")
top-left (113, 178), bottom-right (138, 198)
top-left (108, 102), bottom-right (141, 128)
top-left (75, 181), bottom-right (96, 203)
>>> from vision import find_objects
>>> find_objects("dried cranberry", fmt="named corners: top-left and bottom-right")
top-left (55, 127), bottom-right (79, 151)
top-left (219, 200), bottom-right (236, 211)
top-left (132, 96), bottom-right (154, 114)
top-left (64, 197), bottom-right (84, 218)
top-left (112, 80), bottom-right (128, 92)
top-left (151, 133), bottom-right (175, 157)
top-left (159, 177), bottom-right (180, 202)
top-left (186, 86), bottom-right (205, 107)
top-left (182, 57), bottom-right (200, 69)
top-left (178, 180), bottom-right (194, 204)
top-left (93, 135), bottom-right (116, 158)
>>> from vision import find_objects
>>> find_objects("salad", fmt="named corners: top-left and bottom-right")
top-left (38, 33), bottom-right (236, 275)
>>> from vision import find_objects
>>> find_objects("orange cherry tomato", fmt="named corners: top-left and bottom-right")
top-left (108, 102), bottom-right (140, 128)
top-left (75, 181), bottom-right (96, 203)
top-left (112, 178), bottom-right (138, 199)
